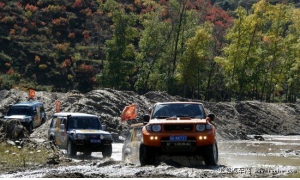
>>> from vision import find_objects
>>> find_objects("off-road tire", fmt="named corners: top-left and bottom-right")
top-left (67, 140), bottom-right (77, 157)
top-left (204, 141), bottom-right (218, 166)
top-left (49, 136), bottom-right (56, 145)
top-left (102, 144), bottom-right (112, 158)
top-left (26, 122), bottom-right (33, 134)
top-left (139, 143), bottom-right (155, 166)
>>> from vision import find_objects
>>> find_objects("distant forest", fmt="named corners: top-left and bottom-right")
top-left (0, 0), bottom-right (299, 102)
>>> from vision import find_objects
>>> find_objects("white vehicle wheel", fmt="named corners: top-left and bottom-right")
top-left (102, 144), bottom-right (112, 158)
top-left (67, 140), bottom-right (77, 157)
top-left (27, 122), bottom-right (33, 134)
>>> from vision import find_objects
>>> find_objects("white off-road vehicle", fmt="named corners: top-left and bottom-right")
top-left (48, 112), bottom-right (113, 158)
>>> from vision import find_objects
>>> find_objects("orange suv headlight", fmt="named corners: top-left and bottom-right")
top-left (196, 124), bottom-right (206, 131)
top-left (146, 124), bottom-right (162, 132)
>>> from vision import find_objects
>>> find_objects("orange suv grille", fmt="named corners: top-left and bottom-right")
top-left (164, 124), bottom-right (193, 131)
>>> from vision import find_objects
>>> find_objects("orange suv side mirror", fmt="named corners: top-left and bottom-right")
top-left (143, 114), bottom-right (150, 125)
top-left (207, 113), bottom-right (215, 121)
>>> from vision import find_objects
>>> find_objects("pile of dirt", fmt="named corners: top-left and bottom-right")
top-left (205, 101), bottom-right (300, 139)
top-left (0, 118), bottom-right (29, 143)
top-left (0, 118), bottom-right (62, 173)
top-left (0, 88), bottom-right (300, 142)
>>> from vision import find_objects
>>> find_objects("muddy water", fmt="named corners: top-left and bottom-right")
top-left (218, 135), bottom-right (300, 167)
top-left (0, 135), bottom-right (300, 178)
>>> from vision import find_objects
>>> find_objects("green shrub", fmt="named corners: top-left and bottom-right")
top-left (0, 142), bottom-right (50, 168)
top-left (284, 172), bottom-right (300, 178)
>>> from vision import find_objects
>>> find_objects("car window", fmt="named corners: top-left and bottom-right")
top-left (61, 118), bottom-right (67, 126)
top-left (7, 106), bottom-right (33, 116)
top-left (68, 117), bottom-right (100, 130)
top-left (183, 104), bottom-right (204, 118)
top-left (50, 118), bottom-right (57, 128)
top-left (152, 104), bottom-right (205, 119)
top-left (152, 105), bottom-right (171, 118)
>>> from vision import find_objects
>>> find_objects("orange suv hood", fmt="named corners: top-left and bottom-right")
top-left (149, 118), bottom-right (207, 124)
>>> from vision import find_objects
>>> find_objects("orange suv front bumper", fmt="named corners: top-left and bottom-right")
top-left (142, 129), bottom-right (215, 148)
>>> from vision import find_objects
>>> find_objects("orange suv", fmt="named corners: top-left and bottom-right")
top-left (122, 102), bottom-right (218, 166)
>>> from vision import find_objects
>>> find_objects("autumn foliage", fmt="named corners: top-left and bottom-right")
top-left (0, 0), bottom-right (298, 102)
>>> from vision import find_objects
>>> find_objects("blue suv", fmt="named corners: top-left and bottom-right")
top-left (4, 101), bottom-right (46, 133)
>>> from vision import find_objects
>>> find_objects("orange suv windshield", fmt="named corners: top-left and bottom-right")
top-left (152, 103), bottom-right (205, 119)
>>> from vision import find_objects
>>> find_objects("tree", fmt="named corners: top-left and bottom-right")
top-left (279, 7), bottom-right (300, 102)
top-left (178, 23), bottom-right (213, 99)
top-left (135, 9), bottom-right (172, 93)
top-left (215, 6), bottom-right (256, 101)
top-left (251, 1), bottom-right (293, 102)
top-left (102, 0), bottom-right (138, 90)
top-left (203, 4), bottom-right (233, 101)
top-left (216, 0), bottom-right (298, 102)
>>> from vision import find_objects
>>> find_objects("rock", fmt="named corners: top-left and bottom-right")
top-left (0, 119), bottom-right (29, 140)
top-left (254, 135), bottom-right (265, 141)
top-left (47, 152), bottom-right (60, 164)
top-left (6, 140), bottom-right (15, 146)
top-left (285, 149), bottom-right (293, 153)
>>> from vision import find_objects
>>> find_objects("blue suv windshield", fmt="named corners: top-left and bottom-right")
top-left (7, 106), bottom-right (33, 116)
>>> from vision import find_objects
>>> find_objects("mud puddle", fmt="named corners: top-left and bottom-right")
top-left (218, 135), bottom-right (300, 167)
top-left (0, 135), bottom-right (300, 178)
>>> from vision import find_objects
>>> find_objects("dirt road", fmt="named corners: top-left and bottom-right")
top-left (1, 135), bottom-right (299, 178)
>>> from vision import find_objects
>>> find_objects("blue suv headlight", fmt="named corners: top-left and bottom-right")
top-left (75, 134), bottom-right (85, 139)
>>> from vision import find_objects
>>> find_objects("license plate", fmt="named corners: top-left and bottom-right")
top-left (167, 142), bottom-right (191, 146)
top-left (170, 135), bottom-right (187, 141)
top-left (91, 139), bottom-right (101, 143)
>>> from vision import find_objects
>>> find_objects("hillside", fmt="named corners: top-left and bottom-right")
top-left (1, 89), bottom-right (299, 141)
top-left (1, 0), bottom-right (299, 102)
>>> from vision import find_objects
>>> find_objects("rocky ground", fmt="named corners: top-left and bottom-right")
top-left (0, 88), bottom-right (300, 178)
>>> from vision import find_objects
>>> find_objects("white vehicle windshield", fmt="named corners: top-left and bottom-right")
top-left (152, 103), bottom-right (205, 119)
top-left (68, 117), bottom-right (101, 130)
